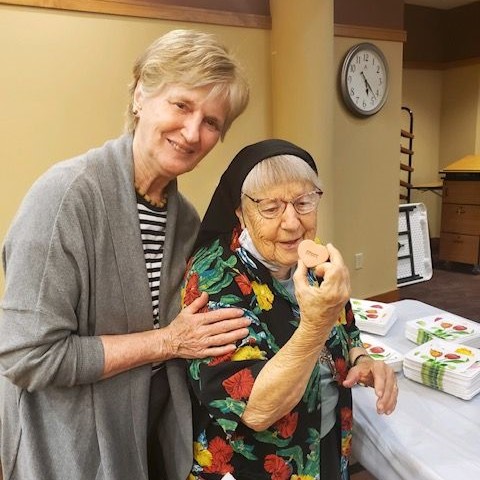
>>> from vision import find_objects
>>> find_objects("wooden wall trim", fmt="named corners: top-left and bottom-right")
top-left (404, 56), bottom-right (480, 70)
top-left (335, 23), bottom-right (407, 43)
top-left (443, 56), bottom-right (480, 69)
top-left (0, 0), bottom-right (272, 29)
top-left (403, 60), bottom-right (444, 70)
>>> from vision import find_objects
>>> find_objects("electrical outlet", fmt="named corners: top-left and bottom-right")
top-left (354, 252), bottom-right (364, 270)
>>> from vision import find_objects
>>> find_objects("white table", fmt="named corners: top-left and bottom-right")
top-left (352, 299), bottom-right (480, 480)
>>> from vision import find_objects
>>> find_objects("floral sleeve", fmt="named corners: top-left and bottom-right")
top-left (182, 240), bottom-right (277, 437)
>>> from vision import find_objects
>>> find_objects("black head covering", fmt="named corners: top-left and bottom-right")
top-left (194, 138), bottom-right (318, 250)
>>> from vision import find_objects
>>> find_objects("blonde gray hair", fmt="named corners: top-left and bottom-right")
top-left (125, 29), bottom-right (249, 139)
top-left (241, 155), bottom-right (321, 203)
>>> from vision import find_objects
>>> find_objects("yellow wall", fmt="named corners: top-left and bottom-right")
top-left (440, 64), bottom-right (480, 168)
top-left (402, 64), bottom-right (480, 238)
top-left (270, 0), bottom-right (334, 238)
top-left (333, 38), bottom-right (403, 299)
top-left (0, 4), bottom-right (271, 293)
top-left (0, 2), bottom-right (410, 300)
top-left (402, 68), bottom-right (443, 237)
top-left (269, 1), bottom-right (403, 299)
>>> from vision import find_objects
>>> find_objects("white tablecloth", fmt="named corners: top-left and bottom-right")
top-left (352, 299), bottom-right (480, 480)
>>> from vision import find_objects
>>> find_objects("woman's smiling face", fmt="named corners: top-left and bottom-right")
top-left (236, 181), bottom-right (318, 276)
top-left (133, 83), bottom-right (228, 181)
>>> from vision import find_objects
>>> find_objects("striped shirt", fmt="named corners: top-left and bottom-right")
top-left (136, 193), bottom-right (167, 329)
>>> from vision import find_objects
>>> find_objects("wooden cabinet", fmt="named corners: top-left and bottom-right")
top-left (440, 177), bottom-right (480, 270)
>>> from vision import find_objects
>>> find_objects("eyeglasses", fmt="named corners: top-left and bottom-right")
top-left (242, 189), bottom-right (323, 219)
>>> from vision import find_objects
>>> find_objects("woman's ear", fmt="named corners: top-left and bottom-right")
top-left (133, 82), bottom-right (144, 110)
top-left (235, 206), bottom-right (245, 229)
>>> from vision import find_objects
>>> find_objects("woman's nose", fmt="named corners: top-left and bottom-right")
top-left (181, 114), bottom-right (201, 144)
top-left (281, 203), bottom-right (301, 228)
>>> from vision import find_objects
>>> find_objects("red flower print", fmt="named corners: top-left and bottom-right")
top-left (264, 454), bottom-right (291, 480)
top-left (222, 368), bottom-right (255, 400)
top-left (203, 437), bottom-right (234, 474)
top-left (335, 357), bottom-right (348, 383)
top-left (341, 406), bottom-right (353, 432)
top-left (234, 273), bottom-right (252, 295)
top-left (273, 411), bottom-right (298, 438)
top-left (230, 225), bottom-right (241, 251)
top-left (346, 307), bottom-right (355, 325)
top-left (209, 437), bottom-right (233, 460)
top-left (184, 272), bottom-right (201, 306)
top-left (209, 351), bottom-right (234, 366)
top-left (183, 257), bottom-right (194, 280)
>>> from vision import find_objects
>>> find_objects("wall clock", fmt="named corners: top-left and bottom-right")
top-left (340, 42), bottom-right (389, 117)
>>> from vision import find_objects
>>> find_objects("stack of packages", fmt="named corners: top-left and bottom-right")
top-left (404, 314), bottom-right (480, 347)
top-left (351, 298), bottom-right (397, 336)
top-left (360, 333), bottom-right (404, 372)
top-left (403, 313), bottom-right (480, 399)
top-left (403, 339), bottom-right (480, 400)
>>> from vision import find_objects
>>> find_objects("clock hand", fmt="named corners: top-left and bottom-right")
top-left (361, 71), bottom-right (377, 100)
top-left (360, 71), bottom-right (370, 96)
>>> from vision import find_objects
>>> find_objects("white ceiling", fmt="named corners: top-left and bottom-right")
top-left (405, 0), bottom-right (478, 9)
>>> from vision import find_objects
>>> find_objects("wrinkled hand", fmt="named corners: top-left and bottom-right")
top-left (293, 243), bottom-right (351, 334)
top-left (343, 358), bottom-right (398, 415)
top-left (166, 292), bottom-right (250, 359)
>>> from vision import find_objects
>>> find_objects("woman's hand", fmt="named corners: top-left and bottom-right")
top-left (293, 243), bottom-right (351, 336)
top-left (243, 244), bottom-right (351, 430)
top-left (166, 292), bottom-right (251, 359)
top-left (101, 292), bottom-right (250, 379)
top-left (343, 356), bottom-right (398, 415)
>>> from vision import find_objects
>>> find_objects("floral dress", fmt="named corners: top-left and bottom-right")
top-left (182, 228), bottom-right (362, 480)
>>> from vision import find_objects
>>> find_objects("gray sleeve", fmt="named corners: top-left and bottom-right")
top-left (0, 167), bottom-right (105, 391)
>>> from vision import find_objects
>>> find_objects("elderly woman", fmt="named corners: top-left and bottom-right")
top-left (0, 30), bottom-right (250, 480)
top-left (182, 139), bottom-right (398, 480)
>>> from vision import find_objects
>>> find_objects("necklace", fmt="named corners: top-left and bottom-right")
top-left (134, 182), bottom-right (168, 209)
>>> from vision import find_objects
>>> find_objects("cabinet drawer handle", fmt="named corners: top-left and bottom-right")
top-left (456, 207), bottom-right (466, 214)
top-left (453, 238), bottom-right (463, 244)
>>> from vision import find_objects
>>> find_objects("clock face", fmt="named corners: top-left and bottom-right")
top-left (340, 43), bottom-right (389, 116)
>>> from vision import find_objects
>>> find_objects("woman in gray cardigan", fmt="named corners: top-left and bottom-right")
top-left (0, 29), bottom-right (250, 480)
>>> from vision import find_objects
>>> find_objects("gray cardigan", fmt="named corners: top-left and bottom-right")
top-left (0, 134), bottom-right (199, 479)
